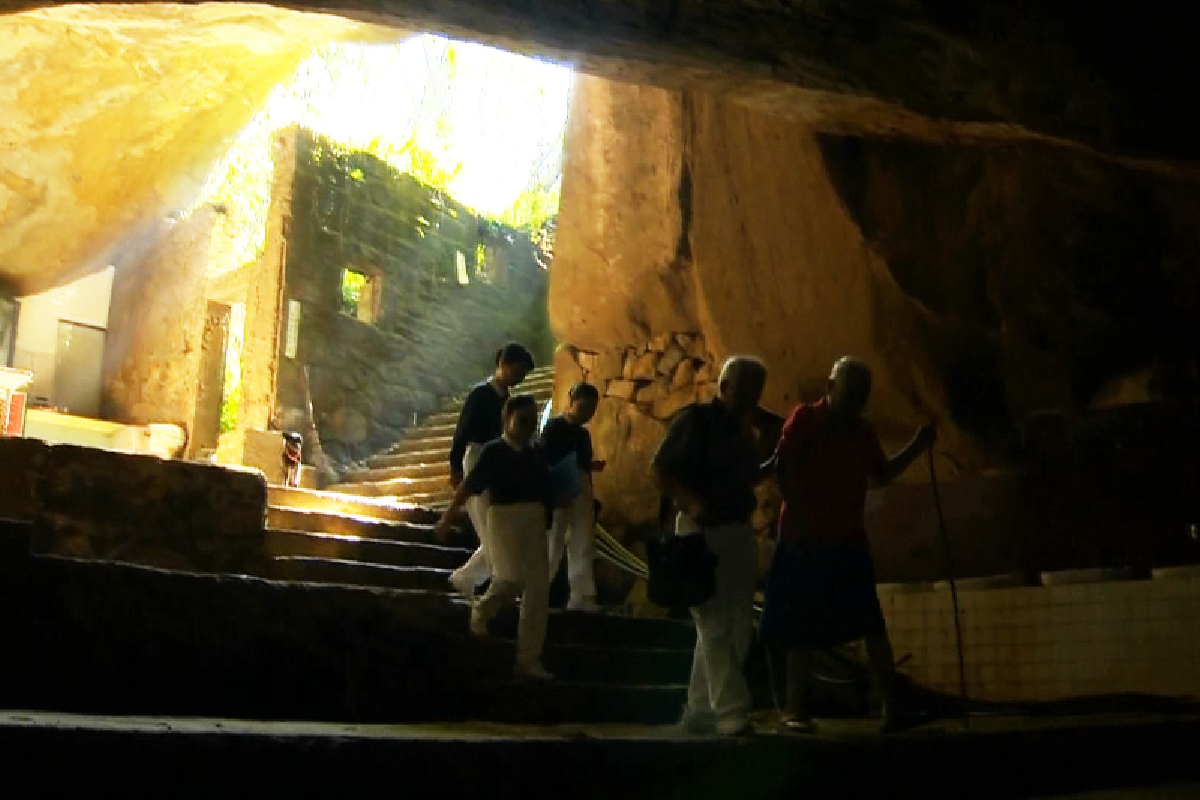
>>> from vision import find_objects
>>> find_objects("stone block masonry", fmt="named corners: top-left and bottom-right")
top-left (567, 331), bottom-right (714, 424)
top-left (0, 437), bottom-right (268, 574)
top-left (554, 333), bottom-right (782, 554)
top-left (274, 129), bottom-right (554, 467)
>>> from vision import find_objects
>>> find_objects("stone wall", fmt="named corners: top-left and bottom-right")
top-left (554, 332), bottom-right (782, 550)
top-left (884, 575), bottom-right (1200, 703)
top-left (274, 129), bottom-right (554, 466)
top-left (102, 206), bottom-right (217, 447)
top-left (551, 74), bottom-right (1200, 580)
top-left (209, 129), bottom-right (294, 465)
top-left (0, 437), bottom-right (267, 573)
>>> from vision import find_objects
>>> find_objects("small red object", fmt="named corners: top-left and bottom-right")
top-left (3, 391), bottom-right (25, 437)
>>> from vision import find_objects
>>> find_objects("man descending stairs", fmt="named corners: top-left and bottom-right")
top-left (322, 365), bottom-right (558, 508)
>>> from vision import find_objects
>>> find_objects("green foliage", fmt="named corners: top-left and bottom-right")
top-left (196, 37), bottom-right (566, 284)
top-left (383, 136), bottom-right (462, 191)
top-left (197, 118), bottom-right (275, 269)
top-left (218, 303), bottom-right (246, 434)
top-left (497, 179), bottom-right (561, 233)
top-left (219, 383), bottom-right (240, 434)
top-left (340, 268), bottom-right (367, 316)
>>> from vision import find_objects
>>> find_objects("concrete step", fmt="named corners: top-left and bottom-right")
top-left (402, 423), bottom-right (457, 442)
top-left (6, 713), bottom-right (1200, 799)
top-left (468, 680), bottom-right (686, 725)
top-left (329, 474), bottom-right (449, 499)
top-left (265, 529), bottom-right (471, 571)
top-left (4, 548), bottom-right (707, 726)
top-left (266, 485), bottom-right (442, 525)
top-left (524, 644), bottom-right (692, 687)
top-left (424, 410), bottom-right (463, 427)
top-left (490, 604), bottom-right (695, 651)
top-left (324, 481), bottom-right (454, 504)
top-left (388, 435), bottom-right (453, 455)
top-left (343, 462), bottom-right (448, 484)
top-left (264, 506), bottom-right (467, 541)
top-left (365, 448), bottom-right (449, 470)
top-left (270, 557), bottom-right (454, 592)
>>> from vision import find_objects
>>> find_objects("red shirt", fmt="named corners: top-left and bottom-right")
top-left (776, 398), bottom-right (888, 548)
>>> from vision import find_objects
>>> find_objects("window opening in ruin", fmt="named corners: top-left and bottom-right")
top-left (339, 268), bottom-right (381, 324)
top-left (53, 320), bottom-right (105, 418)
top-left (0, 295), bottom-right (16, 367)
top-left (455, 250), bottom-right (470, 285)
top-left (474, 241), bottom-right (490, 283)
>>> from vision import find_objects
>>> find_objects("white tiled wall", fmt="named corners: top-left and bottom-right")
top-left (883, 577), bottom-right (1200, 701)
top-left (11, 266), bottom-right (114, 401)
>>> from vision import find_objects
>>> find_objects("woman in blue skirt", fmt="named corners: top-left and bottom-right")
top-left (760, 357), bottom-right (935, 733)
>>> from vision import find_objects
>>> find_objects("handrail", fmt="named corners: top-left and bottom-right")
top-left (594, 522), bottom-right (765, 614)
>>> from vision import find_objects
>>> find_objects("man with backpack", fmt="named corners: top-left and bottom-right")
top-left (650, 355), bottom-right (773, 736)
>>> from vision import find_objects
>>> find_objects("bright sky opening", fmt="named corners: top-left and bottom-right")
top-left (274, 35), bottom-right (573, 216)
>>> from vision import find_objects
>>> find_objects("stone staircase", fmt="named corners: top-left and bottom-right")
top-left (6, 433), bottom-right (1200, 798)
top-left (323, 365), bottom-right (557, 508)
top-left (220, 440), bottom-right (694, 726)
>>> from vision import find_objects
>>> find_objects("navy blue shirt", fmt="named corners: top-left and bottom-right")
top-left (449, 381), bottom-right (505, 473)
top-left (539, 415), bottom-right (594, 472)
top-left (463, 439), bottom-right (553, 514)
top-left (651, 400), bottom-right (760, 525)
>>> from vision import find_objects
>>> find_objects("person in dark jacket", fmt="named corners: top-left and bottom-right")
top-left (540, 381), bottom-right (606, 611)
top-left (435, 394), bottom-right (560, 680)
top-left (651, 355), bottom-right (772, 737)
top-left (446, 343), bottom-right (535, 599)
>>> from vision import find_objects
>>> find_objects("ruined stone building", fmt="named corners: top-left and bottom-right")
top-left (98, 126), bottom-right (550, 476)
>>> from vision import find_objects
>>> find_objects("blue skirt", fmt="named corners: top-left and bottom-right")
top-left (759, 536), bottom-right (886, 649)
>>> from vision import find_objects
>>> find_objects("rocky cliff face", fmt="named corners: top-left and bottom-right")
top-left (4, 0), bottom-right (1198, 300)
top-left (0, 5), bottom-right (392, 296)
top-left (550, 75), bottom-right (1200, 578)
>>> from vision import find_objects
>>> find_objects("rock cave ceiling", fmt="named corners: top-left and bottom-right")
top-left (0, 0), bottom-right (1195, 295)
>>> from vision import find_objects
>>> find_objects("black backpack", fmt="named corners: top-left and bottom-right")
top-left (646, 402), bottom-right (718, 610)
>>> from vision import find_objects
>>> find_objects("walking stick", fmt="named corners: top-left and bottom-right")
top-left (927, 447), bottom-right (969, 730)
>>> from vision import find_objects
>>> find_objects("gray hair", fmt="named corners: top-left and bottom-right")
top-left (829, 356), bottom-right (872, 392)
top-left (718, 355), bottom-right (768, 388)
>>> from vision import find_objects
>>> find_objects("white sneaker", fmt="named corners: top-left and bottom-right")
top-left (448, 571), bottom-right (474, 601)
top-left (515, 661), bottom-right (554, 681)
top-left (566, 596), bottom-right (600, 612)
top-left (468, 603), bottom-right (488, 637)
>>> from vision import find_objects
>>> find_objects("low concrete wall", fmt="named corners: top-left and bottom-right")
top-left (0, 437), bottom-right (267, 573)
top-left (884, 574), bottom-right (1200, 702)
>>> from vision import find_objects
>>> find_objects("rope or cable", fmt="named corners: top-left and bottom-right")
top-left (928, 447), bottom-right (970, 730)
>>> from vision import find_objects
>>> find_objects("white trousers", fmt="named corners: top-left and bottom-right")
top-left (547, 473), bottom-right (596, 601)
top-left (677, 513), bottom-right (758, 724)
top-left (473, 502), bottom-right (550, 667)
top-left (451, 443), bottom-right (493, 589)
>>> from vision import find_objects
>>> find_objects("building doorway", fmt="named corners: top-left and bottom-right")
top-left (192, 301), bottom-right (231, 457)
top-left (53, 320), bottom-right (105, 418)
